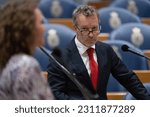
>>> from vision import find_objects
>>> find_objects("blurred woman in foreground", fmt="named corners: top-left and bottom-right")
top-left (0, 0), bottom-right (54, 99)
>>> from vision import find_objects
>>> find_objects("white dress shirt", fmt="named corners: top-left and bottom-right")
top-left (75, 37), bottom-right (98, 75)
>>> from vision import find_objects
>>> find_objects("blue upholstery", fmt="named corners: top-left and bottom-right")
top-left (0, 0), bottom-right (6, 5)
top-left (110, 0), bottom-right (150, 17)
top-left (105, 40), bottom-right (149, 70)
top-left (104, 40), bottom-right (149, 91)
top-left (33, 47), bottom-right (50, 71)
top-left (39, 0), bottom-right (78, 18)
top-left (98, 7), bottom-right (141, 33)
top-left (109, 23), bottom-right (150, 50)
top-left (43, 16), bottom-right (49, 24)
top-left (124, 83), bottom-right (150, 100)
top-left (34, 24), bottom-right (75, 71)
top-left (44, 24), bottom-right (75, 51)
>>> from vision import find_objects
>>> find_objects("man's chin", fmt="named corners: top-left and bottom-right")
top-left (86, 42), bottom-right (96, 47)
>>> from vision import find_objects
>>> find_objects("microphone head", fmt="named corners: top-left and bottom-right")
top-left (121, 44), bottom-right (129, 52)
top-left (53, 47), bottom-right (61, 58)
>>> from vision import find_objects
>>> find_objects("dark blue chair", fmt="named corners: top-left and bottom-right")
top-left (109, 23), bottom-right (150, 50)
top-left (33, 47), bottom-right (50, 71)
top-left (124, 83), bottom-right (150, 100)
top-left (44, 24), bottom-right (75, 51)
top-left (38, 0), bottom-right (78, 18)
top-left (104, 40), bottom-right (149, 91)
top-left (110, 0), bottom-right (150, 17)
top-left (98, 7), bottom-right (141, 33)
top-left (0, 0), bottom-right (7, 5)
top-left (34, 24), bottom-right (75, 70)
top-left (43, 16), bottom-right (49, 24)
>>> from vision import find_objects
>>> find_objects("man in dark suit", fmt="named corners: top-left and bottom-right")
top-left (47, 5), bottom-right (150, 100)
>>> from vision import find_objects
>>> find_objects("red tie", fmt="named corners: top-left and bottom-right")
top-left (87, 48), bottom-right (98, 90)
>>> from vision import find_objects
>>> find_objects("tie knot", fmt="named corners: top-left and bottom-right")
top-left (87, 48), bottom-right (94, 57)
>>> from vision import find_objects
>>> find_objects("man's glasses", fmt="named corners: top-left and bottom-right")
top-left (76, 25), bottom-right (101, 36)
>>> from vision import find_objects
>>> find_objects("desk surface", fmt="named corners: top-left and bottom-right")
top-left (134, 70), bottom-right (150, 83)
top-left (107, 92), bottom-right (127, 100)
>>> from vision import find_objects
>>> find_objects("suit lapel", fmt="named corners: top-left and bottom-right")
top-left (95, 42), bottom-right (107, 93)
top-left (66, 40), bottom-right (95, 92)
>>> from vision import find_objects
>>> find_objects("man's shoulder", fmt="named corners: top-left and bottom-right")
top-left (96, 41), bottom-right (111, 49)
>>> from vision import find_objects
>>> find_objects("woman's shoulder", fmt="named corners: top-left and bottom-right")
top-left (0, 54), bottom-right (54, 100)
top-left (7, 54), bottom-right (40, 71)
top-left (1, 54), bottom-right (41, 79)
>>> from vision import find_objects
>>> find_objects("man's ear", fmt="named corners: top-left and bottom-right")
top-left (73, 25), bottom-right (78, 33)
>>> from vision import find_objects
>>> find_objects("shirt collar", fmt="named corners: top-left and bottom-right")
top-left (75, 36), bottom-right (95, 55)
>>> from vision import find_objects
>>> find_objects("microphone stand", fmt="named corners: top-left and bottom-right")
top-left (40, 47), bottom-right (100, 100)
top-left (128, 49), bottom-right (150, 61)
top-left (122, 45), bottom-right (150, 61)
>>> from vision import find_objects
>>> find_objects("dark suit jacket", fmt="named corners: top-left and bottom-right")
top-left (48, 39), bottom-right (150, 100)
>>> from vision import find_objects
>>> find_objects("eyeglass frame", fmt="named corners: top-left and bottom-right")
top-left (75, 24), bottom-right (101, 36)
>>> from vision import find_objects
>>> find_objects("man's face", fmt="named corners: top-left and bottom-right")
top-left (74, 13), bottom-right (100, 47)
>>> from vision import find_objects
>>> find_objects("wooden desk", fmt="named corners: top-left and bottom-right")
top-left (134, 70), bottom-right (150, 83)
top-left (49, 18), bottom-right (74, 30)
top-left (144, 50), bottom-right (150, 69)
top-left (107, 92), bottom-right (126, 100)
top-left (97, 33), bottom-right (109, 41)
top-left (141, 18), bottom-right (150, 25)
top-left (87, 1), bottom-right (110, 9)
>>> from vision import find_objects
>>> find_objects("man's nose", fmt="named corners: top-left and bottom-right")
top-left (88, 31), bottom-right (94, 37)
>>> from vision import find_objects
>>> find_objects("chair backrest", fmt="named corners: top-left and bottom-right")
top-left (44, 23), bottom-right (75, 51)
top-left (38, 0), bottom-right (78, 18)
top-left (110, 0), bottom-right (150, 17)
top-left (109, 23), bottom-right (150, 50)
top-left (33, 47), bottom-right (50, 71)
top-left (104, 40), bottom-right (149, 70)
top-left (124, 83), bottom-right (150, 100)
top-left (34, 24), bottom-right (75, 71)
top-left (104, 40), bottom-right (149, 91)
top-left (98, 7), bottom-right (141, 33)
top-left (0, 0), bottom-right (6, 5)
top-left (43, 16), bottom-right (49, 24)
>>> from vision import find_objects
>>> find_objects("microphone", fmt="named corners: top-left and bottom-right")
top-left (39, 47), bottom-right (100, 100)
top-left (121, 45), bottom-right (150, 61)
